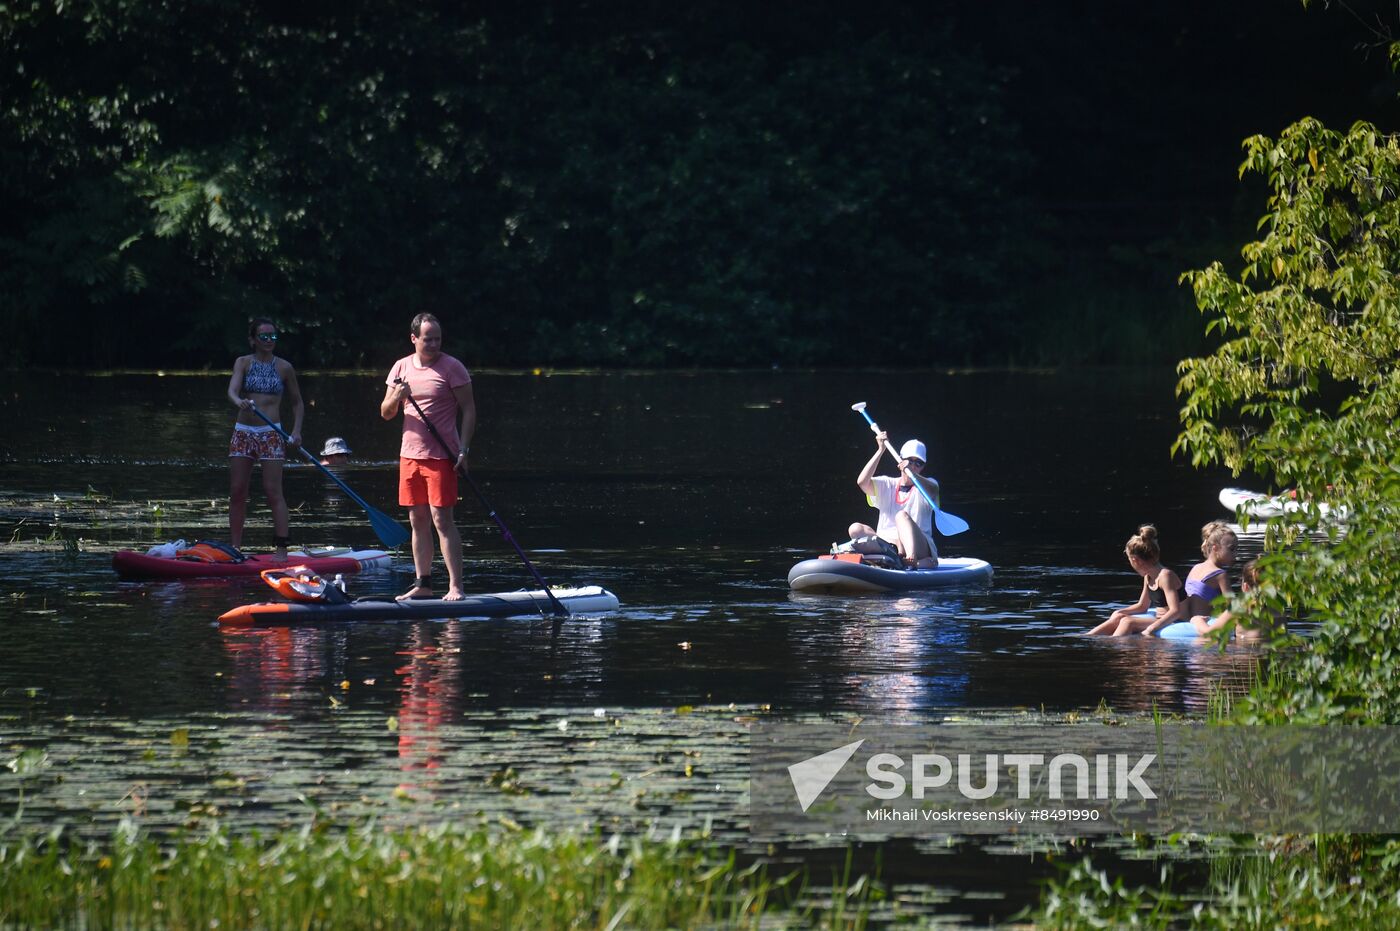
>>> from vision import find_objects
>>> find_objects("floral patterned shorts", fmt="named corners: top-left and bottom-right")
top-left (229, 423), bottom-right (285, 461)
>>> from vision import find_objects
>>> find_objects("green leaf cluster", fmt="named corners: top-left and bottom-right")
top-left (1177, 115), bottom-right (1400, 724)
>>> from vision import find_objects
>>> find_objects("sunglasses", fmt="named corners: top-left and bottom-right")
top-left (255, 332), bottom-right (278, 342)
top-left (906, 459), bottom-right (925, 468)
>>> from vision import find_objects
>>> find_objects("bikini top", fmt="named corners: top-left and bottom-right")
top-left (242, 358), bottom-right (284, 395)
top-left (1184, 567), bottom-right (1225, 600)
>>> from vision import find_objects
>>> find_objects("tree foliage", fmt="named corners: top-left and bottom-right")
top-left (1177, 116), bottom-right (1400, 723)
top-left (0, 2), bottom-right (1033, 369)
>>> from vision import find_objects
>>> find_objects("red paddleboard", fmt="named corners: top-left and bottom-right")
top-left (112, 548), bottom-right (392, 580)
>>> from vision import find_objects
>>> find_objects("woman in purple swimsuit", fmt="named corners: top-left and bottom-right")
top-left (225, 317), bottom-right (303, 559)
top-left (1182, 520), bottom-right (1238, 617)
top-left (1189, 559), bottom-right (1283, 640)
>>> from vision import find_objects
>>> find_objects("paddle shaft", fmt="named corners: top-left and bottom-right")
top-left (393, 381), bottom-right (568, 616)
top-left (851, 405), bottom-right (969, 536)
top-left (245, 406), bottom-right (410, 548)
top-left (855, 407), bottom-right (940, 499)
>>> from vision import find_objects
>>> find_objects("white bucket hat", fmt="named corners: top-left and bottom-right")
top-left (899, 439), bottom-right (927, 463)
top-left (320, 437), bottom-right (352, 457)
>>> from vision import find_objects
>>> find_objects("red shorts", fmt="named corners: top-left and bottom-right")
top-left (398, 458), bottom-right (458, 508)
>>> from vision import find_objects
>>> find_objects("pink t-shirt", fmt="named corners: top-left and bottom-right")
top-left (385, 354), bottom-right (472, 460)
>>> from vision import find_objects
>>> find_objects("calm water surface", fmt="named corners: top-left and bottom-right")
top-left (0, 368), bottom-right (1264, 920)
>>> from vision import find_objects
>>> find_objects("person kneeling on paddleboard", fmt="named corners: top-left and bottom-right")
top-left (841, 431), bottom-right (939, 570)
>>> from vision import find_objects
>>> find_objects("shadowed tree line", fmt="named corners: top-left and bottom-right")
top-left (1, 1), bottom-right (1391, 370)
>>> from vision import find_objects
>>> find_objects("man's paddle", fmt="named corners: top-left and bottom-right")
top-left (850, 402), bottom-right (969, 536)
top-left (393, 379), bottom-right (568, 617)
top-left (245, 406), bottom-right (411, 549)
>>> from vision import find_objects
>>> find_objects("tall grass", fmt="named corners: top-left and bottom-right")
top-left (1033, 844), bottom-right (1400, 930)
top-left (0, 820), bottom-right (877, 929)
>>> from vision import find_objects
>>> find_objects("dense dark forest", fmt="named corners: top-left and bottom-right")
top-left (2, 0), bottom-right (1395, 370)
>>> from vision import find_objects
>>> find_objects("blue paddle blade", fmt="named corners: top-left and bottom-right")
top-left (933, 508), bottom-right (969, 536)
top-left (245, 406), bottom-right (410, 549)
top-left (367, 506), bottom-right (412, 548)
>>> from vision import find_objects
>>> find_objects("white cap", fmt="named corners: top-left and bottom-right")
top-left (320, 437), bottom-right (352, 457)
top-left (899, 439), bottom-right (927, 463)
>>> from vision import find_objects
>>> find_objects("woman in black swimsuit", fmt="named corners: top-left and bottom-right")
top-left (225, 317), bottom-right (303, 559)
top-left (1087, 524), bottom-right (1187, 636)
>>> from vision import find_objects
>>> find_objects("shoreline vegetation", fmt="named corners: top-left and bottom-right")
top-left (5, 815), bottom-right (1400, 928)
top-left (10, 4), bottom-right (1378, 372)
top-left (0, 821), bottom-right (878, 930)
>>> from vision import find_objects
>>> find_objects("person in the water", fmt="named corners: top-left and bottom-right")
top-left (319, 437), bottom-right (352, 467)
top-left (1087, 524), bottom-right (1187, 636)
top-left (1182, 520), bottom-right (1237, 617)
top-left (1180, 558), bottom-right (1282, 641)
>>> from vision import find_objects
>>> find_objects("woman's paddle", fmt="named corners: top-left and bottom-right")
top-left (850, 402), bottom-right (970, 536)
top-left (393, 380), bottom-right (568, 617)
top-left (245, 406), bottom-right (411, 549)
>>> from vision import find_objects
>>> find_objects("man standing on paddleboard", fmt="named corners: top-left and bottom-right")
top-left (380, 313), bottom-right (476, 601)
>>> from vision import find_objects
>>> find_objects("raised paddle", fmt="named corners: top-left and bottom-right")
top-left (393, 379), bottom-right (569, 617)
top-left (850, 401), bottom-right (970, 536)
top-left (245, 406), bottom-right (411, 549)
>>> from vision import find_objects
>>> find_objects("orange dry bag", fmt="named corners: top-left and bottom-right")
top-left (259, 566), bottom-right (346, 603)
top-left (177, 540), bottom-right (247, 563)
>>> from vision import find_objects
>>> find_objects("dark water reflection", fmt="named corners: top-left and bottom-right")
top-left (0, 368), bottom-right (1271, 919)
top-left (0, 549), bottom-right (1267, 722)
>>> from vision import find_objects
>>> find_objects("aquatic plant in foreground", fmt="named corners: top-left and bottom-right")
top-left (0, 820), bottom-right (877, 930)
top-left (1034, 841), bottom-right (1400, 930)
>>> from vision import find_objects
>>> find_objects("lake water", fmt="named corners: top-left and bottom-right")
top-left (0, 367), bottom-right (1264, 922)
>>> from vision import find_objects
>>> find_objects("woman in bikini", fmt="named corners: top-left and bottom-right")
top-left (1188, 558), bottom-right (1282, 640)
top-left (1087, 524), bottom-right (1188, 636)
top-left (226, 317), bottom-right (303, 560)
top-left (1182, 520), bottom-right (1237, 617)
